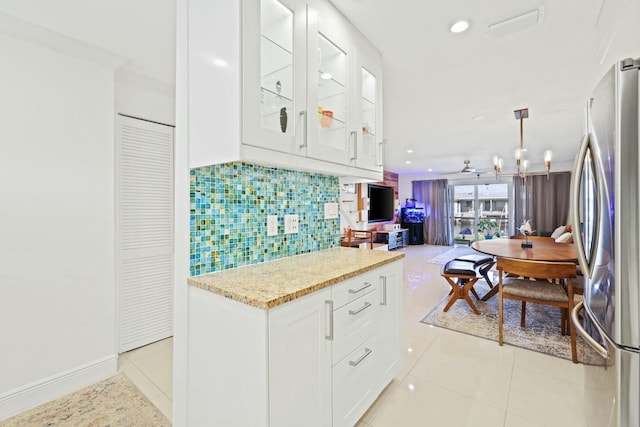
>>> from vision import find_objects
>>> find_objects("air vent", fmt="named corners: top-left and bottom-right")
top-left (488, 6), bottom-right (546, 37)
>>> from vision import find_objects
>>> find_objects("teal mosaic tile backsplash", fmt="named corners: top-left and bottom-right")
top-left (190, 162), bottom-right (340, 276)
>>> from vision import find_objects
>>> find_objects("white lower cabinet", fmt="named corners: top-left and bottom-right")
top-left (187, 260), bottom-right (402, 427)
top-left (269, 288), bottom-right (333, 427)
top-left (333, 334), bottom-right (379, 427)
top-left (377, 264), bottom-right (402, 390)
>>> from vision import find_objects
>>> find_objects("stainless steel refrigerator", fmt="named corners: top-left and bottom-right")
top-left (571, 57), bottom-right (640, 427)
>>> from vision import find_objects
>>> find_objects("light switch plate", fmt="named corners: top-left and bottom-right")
top-left (284, 214), bottom-right (299, 234)
top-left (324, 202), bottom-right (338, 219)
top-left (267, 215), bottom-right (278, 236)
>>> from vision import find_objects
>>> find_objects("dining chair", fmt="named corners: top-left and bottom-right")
top-left (509, 235), bottom-right (556, 242)
top-left (497, 257), bottom-right (578, 363)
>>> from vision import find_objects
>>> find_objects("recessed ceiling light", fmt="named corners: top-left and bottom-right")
top-left (428, 168), bottom-right (433, 172)
top-left (450, 20), bottom-right (470, 33)
top-left (406, 149), bottom-right (414, 154)
top-left (321, 72), bottom-right (332, 80)
top-left (405, 160), bottom-right (412, 164)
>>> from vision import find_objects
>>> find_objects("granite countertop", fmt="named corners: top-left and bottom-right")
top-left (187, 247), bottom-right (405, 309)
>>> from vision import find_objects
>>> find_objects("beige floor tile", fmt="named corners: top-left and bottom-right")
top-left (368, 375), bottom-right (505, 427)
top-left (507, 366), bottom-right (616, 427)
top-left (117, 358), bottom-right (164, 401)
top-left (124, 338), bottom-right (171, 363)
top-left (359, 380), bottom-right (401, 424)
top-left (410, 333), bottom-right (514, 410)
top-left (397, 329), bottom-right (439, 378)
top-left (504, 412), bottom-right (545, 427)
top-left (150, 392), bottom-right (173, 422)
top-left (513, 346), bottom-right (615, 391)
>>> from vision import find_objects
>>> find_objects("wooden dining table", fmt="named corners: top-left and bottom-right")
top-left (471, 238), bottom-right (578, 300)
top-left (471, 238), bottom-right (578, 262)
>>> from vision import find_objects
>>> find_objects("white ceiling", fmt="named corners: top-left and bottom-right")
top-left (0, 0), bottom-right (610, 177)
top-left (0, 0), bottom-right (176, 84)
top-left (329, 0), bottom-right (607, 176)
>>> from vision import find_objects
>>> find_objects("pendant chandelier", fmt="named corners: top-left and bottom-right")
top-left (492, 108), bottom-right (553, 180)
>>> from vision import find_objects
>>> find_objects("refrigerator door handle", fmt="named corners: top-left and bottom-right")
top-left (571, 132), bottom-right (594, 278)
top-left (572, 301), bottom-right (609, 359)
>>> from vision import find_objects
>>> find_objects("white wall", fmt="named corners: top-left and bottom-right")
top-left (0, 34), bottom-right (117, 417)
top-left (595, 0), bottom-right (640, 78)
top-left (115, 69), bottom-right (176, 126)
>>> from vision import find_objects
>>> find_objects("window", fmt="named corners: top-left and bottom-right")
top-left (453, 183), bottom-right (509, 241)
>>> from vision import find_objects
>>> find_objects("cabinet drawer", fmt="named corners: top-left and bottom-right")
top-left (332, 269), bottom-right (380, 310)
top-left (332, 291), bottom-right (379, 364)
top-left (332, 334), bottom-right (379, 427)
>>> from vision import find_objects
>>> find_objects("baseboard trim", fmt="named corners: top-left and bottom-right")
top-left (0, 355), bottom-right (118, 421)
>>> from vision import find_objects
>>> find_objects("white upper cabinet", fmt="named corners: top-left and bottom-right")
top-left (243, 0), bottom-right (307, 156)
top-left (355, 42), bottom-right (383, 172)
top-left (305, 6), bottom-right (354, 165)
top-left (186, 0), bottom-right (383, 178)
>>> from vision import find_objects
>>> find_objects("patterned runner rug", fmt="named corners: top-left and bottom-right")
top-left (421, 280), bottom-right (603, 365)
top-left (1, 374), bottom-right (170, 426)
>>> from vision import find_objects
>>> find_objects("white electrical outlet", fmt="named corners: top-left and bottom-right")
top-left (284, 214), bottom-right (299, 234)
top-left (324, 202), bottom-right (339, 219)
top-left (267, 215), bottom-right (278, 236)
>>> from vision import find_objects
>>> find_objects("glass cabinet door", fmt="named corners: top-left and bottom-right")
top-left (306, 9), bottom-right (354, 164)
top-left (315, 34), bottom-right (347, 152)
top-left (353, 36), bottom-right (383, 171)
top-left (243, 0), bottom-right (306, 155)
top-left (355, 65), bottom-right (381, 170)
top-left (260, 0), bottom-right (294, 135)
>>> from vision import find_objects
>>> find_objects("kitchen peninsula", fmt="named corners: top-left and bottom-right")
top-left (187, 247), bottom-right (404, 427)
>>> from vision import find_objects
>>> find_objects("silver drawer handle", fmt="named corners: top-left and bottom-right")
top-left (348, 282), bottom-right (372, 294)
top-left (380, 275), bottom-right (387, 306)
top-left (299, 110), bottom-right (307, 148)
top-left (349, 301), bottom-right (371, 316)
top-left (349, 348), bottom-right (372, 367)
top-left (325, 300), bottom-right (334, 341)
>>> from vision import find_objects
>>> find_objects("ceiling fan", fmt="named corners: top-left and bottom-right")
top-left (437, 160), bottom-right (492, 177)
top-left (460, 160), bottom-right (476, 174)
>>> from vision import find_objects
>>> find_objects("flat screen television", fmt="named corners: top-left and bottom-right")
top-left (368, 184), bottom-right (395, 223)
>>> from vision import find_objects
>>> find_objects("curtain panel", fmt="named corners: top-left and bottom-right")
top-left (512, 172), bottom-right (571, 235)
top-left (412, 179), bottom-right (452, 245)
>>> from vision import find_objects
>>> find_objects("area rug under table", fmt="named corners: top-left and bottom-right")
top-left (1, 374), bottom-right (170, 427)
top-left (421, 280), bottom-right (603, 365)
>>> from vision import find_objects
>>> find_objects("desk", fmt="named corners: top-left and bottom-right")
top-left (471, 239), bottom-right (577, 300)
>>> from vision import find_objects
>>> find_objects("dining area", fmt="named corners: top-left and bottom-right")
top-left (438, 237), bottom-right (583, 363)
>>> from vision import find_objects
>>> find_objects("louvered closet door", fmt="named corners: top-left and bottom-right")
top-left (117, 115), bottom-right (174, 353)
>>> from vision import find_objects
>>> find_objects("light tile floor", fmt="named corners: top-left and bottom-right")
top-left (120, 244), bottom-right (617, 427)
